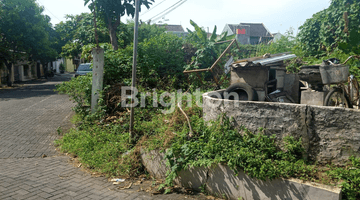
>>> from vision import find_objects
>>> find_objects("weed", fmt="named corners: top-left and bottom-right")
top-left (56, 127), bottom-right (62, 135)
top-left (199, 183), bottom-right (207, 194)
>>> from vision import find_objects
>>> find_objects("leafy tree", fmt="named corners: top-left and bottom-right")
top-left (55, 13), bottom-right (109, 60)
top-left (298, 0), bottom-right (360, 55)
top-left (84, 0), bottom-right (154, 50)
top-left (297, 10), bottom-right (325, 56)
top-left (30, 15), bottom-right (59, 68)
top-left (0, 0), bottom-right (58, 85)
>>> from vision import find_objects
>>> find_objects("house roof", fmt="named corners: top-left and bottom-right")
top-left (157, 24), bottom-right (185, 32)
top-left (225, 24), bottom-right (239, 35)
top-left (224, 23), bottom-right (273, 37)
top-left (240, 23), bottom-right (273, 37)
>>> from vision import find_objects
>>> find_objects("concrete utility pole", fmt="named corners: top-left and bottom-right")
top-left (91, 48), bottom-right (104, 113)
top-left (129, 0), bottom-right (140, 142)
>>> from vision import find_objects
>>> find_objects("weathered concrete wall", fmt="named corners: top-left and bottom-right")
top-left (203, 90), bottom-right (360, 164)
top-left (141, 150), bottom-right (342, 200)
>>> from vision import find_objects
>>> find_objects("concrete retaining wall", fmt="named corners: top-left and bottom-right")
top-left (203, 90), bottom-right (360, 164)
top-left (141, 150), bottom-right (342, 200)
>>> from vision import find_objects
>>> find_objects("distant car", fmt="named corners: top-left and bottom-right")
top-left (74, 63), bottom-right (92, 78)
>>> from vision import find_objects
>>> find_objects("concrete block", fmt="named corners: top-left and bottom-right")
top-left (241, 175), bottom-right (288, 200)
top-left (300, 90), bottom-right (328, 106)
top-left (140, 150), bottom-right (168, 180)
top-left (231, 66), bottom-right (269, 89)
top-left (206, 164), bottom-right (245, 199)
top-left (175, 166), bottom-right (208, 190)
top-left (275, 69), bottom-right (286, 90)
top-left (256, 90), bottom-right (266, 101)
top-left (208, 165), bottom-right (342, 200)
top-left (286, 179), bottom-right (342, 200)
top-left (140, 149), bottom-right (208, 189)
top-left (141, 150), bottom-right (342, 200)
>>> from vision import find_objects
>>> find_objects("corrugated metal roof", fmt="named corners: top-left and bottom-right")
top-left (253, 54), bottom-right (297, 65)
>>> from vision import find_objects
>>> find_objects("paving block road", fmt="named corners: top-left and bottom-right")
top-left (0, 74), bottom-right (208, 200)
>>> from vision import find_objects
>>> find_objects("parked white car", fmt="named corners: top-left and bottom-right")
top-left (74, 63), bottom-right (92, 78)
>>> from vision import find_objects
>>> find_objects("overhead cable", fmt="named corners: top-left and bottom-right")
top-left (151, 0), bottom-right (187, 23)
top-left (153, 0), bottom-right (187, 21)
top-left (146, 0), bottom-right (186, 22)
top-left (140, 0), bottom-right (167, 16)
top-left (36, 0), bottom-right (62, 22)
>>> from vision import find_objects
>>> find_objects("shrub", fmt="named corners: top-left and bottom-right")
top-left (95, 33), bottom-right (187, 89)
top-left (162, 115), bottom-right (310, 187)
top-left (137, 33), bottom-right (186, 89)
top-left (56, 74), bottom-right (92, 116)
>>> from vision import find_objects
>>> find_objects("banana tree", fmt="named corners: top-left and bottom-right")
top-left (185, 20), bottom-right (228, 70)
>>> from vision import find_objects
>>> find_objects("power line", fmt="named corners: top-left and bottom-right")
top-left (140, 0), bottom-right (167, 16)
top-left (151, 0), bottom-right (187, 23)
top-left (146, 0), bottom-right (184, 21)
top-left (145, 0), bottom-right (186, 22)
top-left (36, 0), bottom-right (62, 23)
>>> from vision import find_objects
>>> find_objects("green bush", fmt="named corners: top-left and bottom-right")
top-left (56, 74), bottom-right (92, 116)
top-left (96, 33), bottom-right (187, 89)
top-left (103, 45), bottom-right (133, 85)
top-left (163, 115), bottom-right (310, 187)
top-left (327, 157), bottom-right (360, 200)
top-left (138, 33), bottom-right (186, 89)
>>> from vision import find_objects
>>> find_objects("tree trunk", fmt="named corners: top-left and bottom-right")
top-left (43, 62), bottom-right (48, 79)
top-left (5, 60), bottom-right (13, 87)
top-left (36, 62), bottom-right (41, 79)
top-left (92, 2), bottom-right (99, 48)
top-left (107, 16), bottom-right (120, 51)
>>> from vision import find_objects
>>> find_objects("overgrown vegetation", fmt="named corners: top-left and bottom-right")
top-left (55, 98), bottom-right (360, 199)
top-left (54, 0), bottom-right (360, 199)
top-left (163, 116), bottom-right (307, 184)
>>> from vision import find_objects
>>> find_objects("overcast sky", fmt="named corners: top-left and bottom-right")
top-left (37, 0), bottom-right (331, 35)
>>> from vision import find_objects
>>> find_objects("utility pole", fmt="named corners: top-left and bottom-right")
top-left (130, 0), bottom-right (140, 143)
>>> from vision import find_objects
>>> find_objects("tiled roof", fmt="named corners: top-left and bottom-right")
top-left (239, 23), bottom-right (272, 37)
top-left (157, 24), bottom-right (185, 32)
top-left (226, 24), bottom-right (239, 35)
top-left (224, 23), bottom-right (273, 37)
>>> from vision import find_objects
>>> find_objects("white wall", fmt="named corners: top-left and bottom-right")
top-left (52, 58), bottom-right (64, 73)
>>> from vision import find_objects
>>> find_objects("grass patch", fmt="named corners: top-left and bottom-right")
top-left (55, 122), bottom-right (143, 177)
